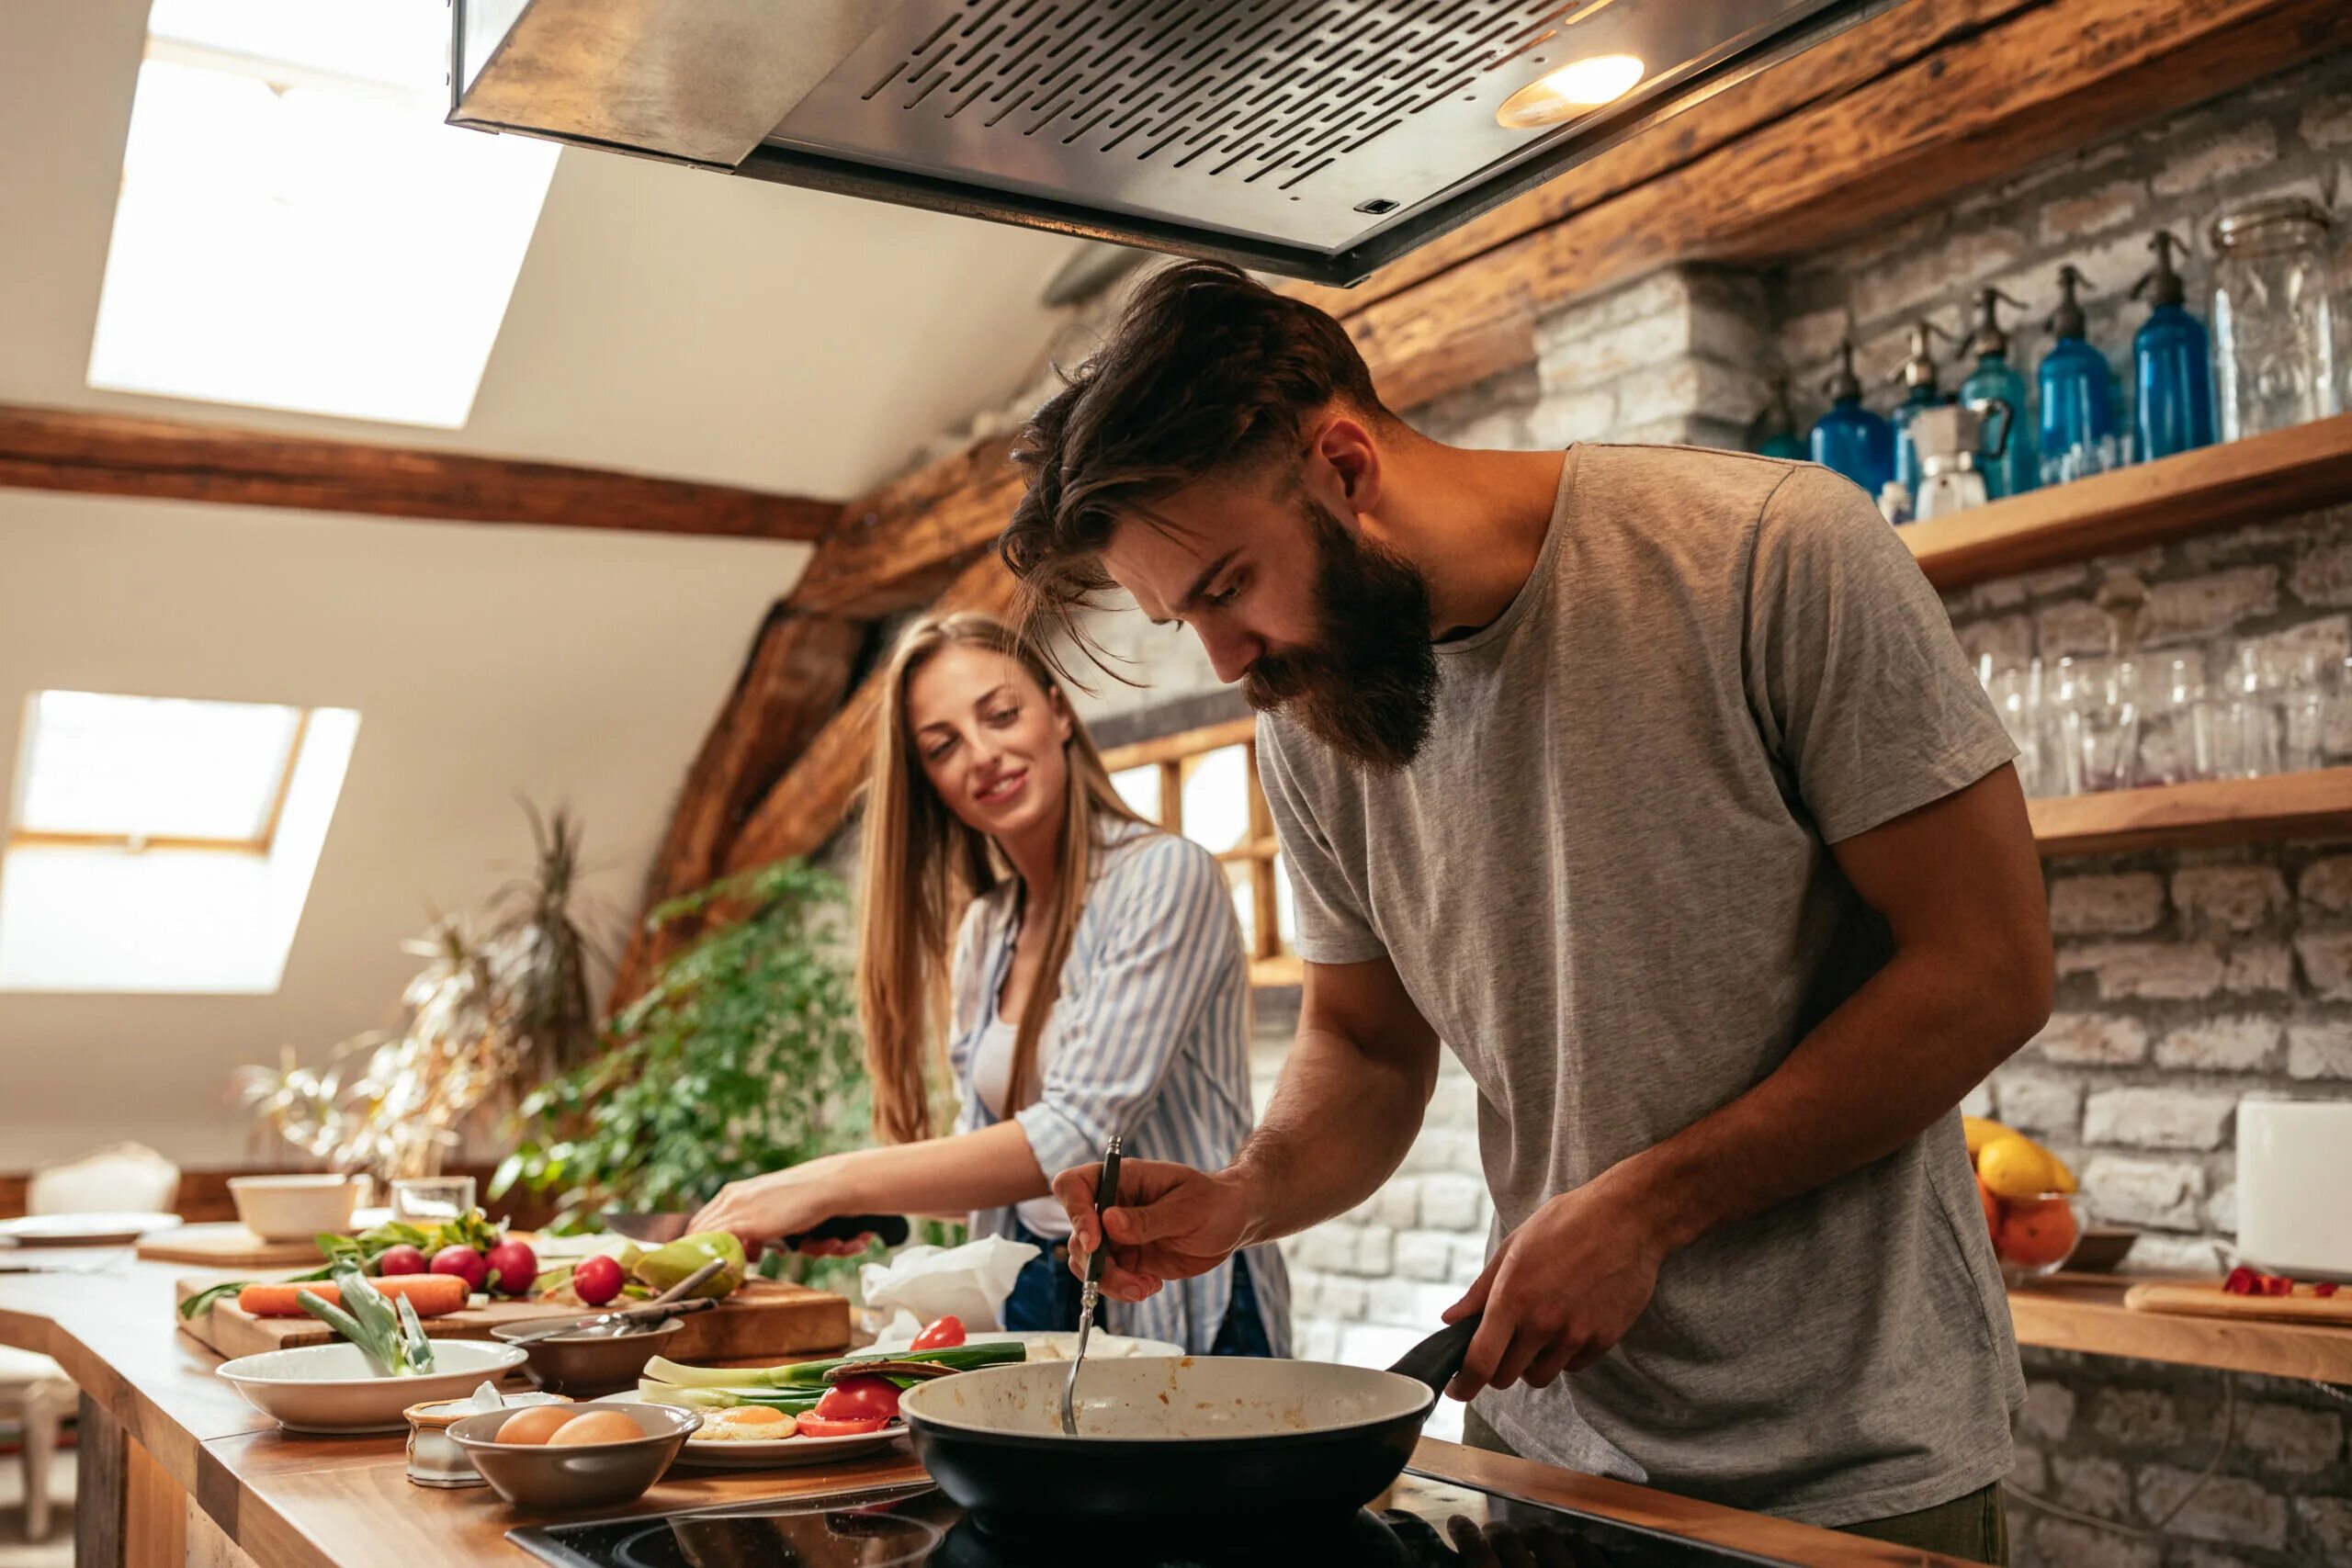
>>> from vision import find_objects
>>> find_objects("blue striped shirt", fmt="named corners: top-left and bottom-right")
top-left (948, 821), bottom-right (1292, 1356)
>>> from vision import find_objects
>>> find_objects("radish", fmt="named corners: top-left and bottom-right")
top-left (572, 1254), bottom-right (624, 1307)
top-left (376, 1244), bottom-right (426, 1277)
top-left (484, 1239), bottom-right (538, 1298)
top-left (430, 1244), bottom-right (489, 1292)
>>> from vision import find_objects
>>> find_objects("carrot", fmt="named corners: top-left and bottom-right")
top-left (237, 1274), bottom-right (468, 1319)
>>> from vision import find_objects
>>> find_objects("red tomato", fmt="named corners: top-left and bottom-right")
top-left (910, 1315), bottom-right (967, 1350)
top-left (813, 1375), bottom-right (901, 1422)
top-left (796, 1414), bottom-right (891, 1438)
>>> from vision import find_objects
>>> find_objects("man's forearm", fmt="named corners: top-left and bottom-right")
top-left (1227, 1021), bottom-right (1436, 1248)
top-left (1618, 939), bottom-right (2047, 1251)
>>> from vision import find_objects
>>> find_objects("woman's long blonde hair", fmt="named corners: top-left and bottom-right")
top-left (855, 611), bottom-right (1148, 1145)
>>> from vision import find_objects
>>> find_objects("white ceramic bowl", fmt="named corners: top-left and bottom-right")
top-left (216, 1340), bottom-right (528, 1433)
top-left (228, 1174), bottom-right (364, 1242)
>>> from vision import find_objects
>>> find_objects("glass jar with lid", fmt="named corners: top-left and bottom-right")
top-left (2209, 197), bottom-right (2340, 439)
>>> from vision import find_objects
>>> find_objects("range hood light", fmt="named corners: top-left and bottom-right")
top-left (1496, 53), bottom-right (1647, 130)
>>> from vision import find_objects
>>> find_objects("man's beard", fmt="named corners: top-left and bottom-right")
top-left (1241, 497), bottom-right (1439, 772)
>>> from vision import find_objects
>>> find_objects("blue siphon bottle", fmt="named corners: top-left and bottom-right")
top-left (2130, 231), bottom-right (2218, 463)
top-left (1808, 340), bottom-right (1894, 500)
top-left (1957, 287), bottom-right (2036, 501)
top-left (1751, 377), bottom-right (1807, 460)
top-left (2038, 264), bottom-right (2121, 485)
top-left (1888, 320), bottom-right (1954, 506)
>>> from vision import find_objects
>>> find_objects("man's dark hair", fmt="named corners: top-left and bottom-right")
top-left (999, 260), bottom-right (1392, 658)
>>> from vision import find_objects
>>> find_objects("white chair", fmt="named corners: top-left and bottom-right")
top-left (3, 1142), bottom-right (181, 1540)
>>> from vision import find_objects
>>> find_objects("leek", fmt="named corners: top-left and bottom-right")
top-left (299, 1259), bottom-right (435, 1376)
top-left (637, 1382), bottom-right (821, 1413)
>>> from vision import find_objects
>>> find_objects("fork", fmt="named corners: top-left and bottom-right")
top-left (1060, 1134), bottom-right (1123, 1437)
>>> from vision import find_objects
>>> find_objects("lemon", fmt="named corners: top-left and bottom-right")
top-left (1976, 1134), bottom-right (2063, 1200)
top-left (2047, 1148), bottom-right (2077, 1195)
top-left (1962, 1115), bottom-right (2010, 1158)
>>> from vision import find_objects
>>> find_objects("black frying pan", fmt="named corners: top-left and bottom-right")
top-left (899, 1314), bottom-right (1480, 1522)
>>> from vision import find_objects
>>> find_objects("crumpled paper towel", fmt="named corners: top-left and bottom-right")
top-left (859, 1235), bottom-right (1037, 1332)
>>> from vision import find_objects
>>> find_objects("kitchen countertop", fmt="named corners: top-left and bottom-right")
top-left (0, 1254), bottom-right (1965, 1568)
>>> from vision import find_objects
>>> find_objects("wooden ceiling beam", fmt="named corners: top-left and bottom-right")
top-left (606, 605), bottom-right (867, 1010)
top-left (724, 554), bottom-right (1019, 875)
top-left (787, 435), bottom-right (1026, 619)
top-left (0, 402), bottom-right (842, 541)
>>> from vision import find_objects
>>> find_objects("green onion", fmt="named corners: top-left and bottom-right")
top-left (636, 1382), bottom-right (822, 1413)
top-left (299, 1259), bottom-right (435, 1376)
top-left (641, 1341), bottom-right (1023, 1392)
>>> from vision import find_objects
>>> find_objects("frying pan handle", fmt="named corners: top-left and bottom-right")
top-left (782, 1213), bottom-right (911, 1248)
top-left (1388, 1312), bottom-right (1481, 1396)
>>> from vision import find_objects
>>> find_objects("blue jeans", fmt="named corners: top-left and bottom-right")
top-left (1001, 1217), bottom-right (1273, 1356)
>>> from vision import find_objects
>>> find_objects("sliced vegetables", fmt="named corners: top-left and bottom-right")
top-left (812, 1375), bottom-right (900, 1422)
top-left (298, 1259), bottom-right (435, 1376)
top-left (641, 1341), bottom-right (1022, 1391)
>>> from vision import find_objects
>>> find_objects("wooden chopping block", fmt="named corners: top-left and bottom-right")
top-left (2123, 1280), bottom-right (2352, 1325)
top-left (138, 1224), bottom-right (321, 1269)
top-left (176, 1278), bottom-right (851, 1363)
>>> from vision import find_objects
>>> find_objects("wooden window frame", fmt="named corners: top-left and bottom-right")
top-left (1101, 716), bottom-right (1302, 988)
top-left (5, 708), bottom-right (313, 858)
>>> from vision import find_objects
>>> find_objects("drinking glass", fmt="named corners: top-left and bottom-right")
top-left (1984, 660), bottom-right (2049, 796)
top-left (2137, 654), bottom-right (2206, 785)
top-left (391, 1175), bottom-right (476, 1225)
top-left (2060, 661), bottom-right (2141, 793)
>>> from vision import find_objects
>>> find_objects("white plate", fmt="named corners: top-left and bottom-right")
top-left (866, 1328), bottom-right (1185, 1361)
top-left (0, 1212), bottom-right (180, 1247)
top-left (216, 1340), bottom-right (528, 1434)
top-left (606, 1391), bottom-right (906, 1469)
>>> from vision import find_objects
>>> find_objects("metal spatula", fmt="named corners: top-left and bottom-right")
top-left (1061, 1134), bottom-right (1123, 1437)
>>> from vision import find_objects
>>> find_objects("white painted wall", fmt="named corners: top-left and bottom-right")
top-left (0, 488), bottom-right (803, 1165)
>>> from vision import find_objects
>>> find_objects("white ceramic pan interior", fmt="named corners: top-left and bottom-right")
top-left (898, 1354), bottom-right (1433, 1441)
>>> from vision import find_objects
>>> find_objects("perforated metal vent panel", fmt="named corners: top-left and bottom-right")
top-left (762, 0), bottom-right (1855, 270)
top-left (854, 1), bottom-right (1578, 195)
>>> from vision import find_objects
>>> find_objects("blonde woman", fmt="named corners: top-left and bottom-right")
top-left (692, 612), bottom-right (1288, 1355)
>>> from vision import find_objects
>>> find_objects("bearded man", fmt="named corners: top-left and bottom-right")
top-left (1000, 261), bottom-right (2052, 1564)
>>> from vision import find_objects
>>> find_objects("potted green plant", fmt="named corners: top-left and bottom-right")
top-left (494, 858), bottom-right (940, 1287)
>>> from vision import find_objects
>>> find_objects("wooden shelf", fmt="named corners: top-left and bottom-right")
top-left (2029, 768), bottom-right (2352, 858)
top-left (2009, 1278), bottom-right (2352, 1384)
top-left (1906, 413), bottom-right (2352, 590)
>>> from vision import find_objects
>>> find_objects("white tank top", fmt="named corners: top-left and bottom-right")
top-left (972, 1015), bottom-right (1071, 1238)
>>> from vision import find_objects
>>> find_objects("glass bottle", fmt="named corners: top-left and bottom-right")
top-left (1888, 319), bottom-right (1955, 503)
top-left (1749, 377), bottom-right (1807, 460)
top-left (2130, 231), bottom-right (2217, 462)
top-left (2210, 197), bottom-right (2340, 440)
top-left (1958, 287), bottom-right (2035, 500)
top-left (2038, 265), bottom-right (2121, 485)
top-left (1808, 340), bottom-right (1894, 501)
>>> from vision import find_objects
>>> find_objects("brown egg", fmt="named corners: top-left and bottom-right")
top-left (546, 1410), bottom-right (643, 1447)
top-left (494, 1405), bottom-right (577, 1445)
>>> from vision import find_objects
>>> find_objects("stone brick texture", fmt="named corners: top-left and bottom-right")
top-left (873, 45), bottom-right (2352, 1546)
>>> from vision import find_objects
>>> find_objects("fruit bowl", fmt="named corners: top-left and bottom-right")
top-left (1987, 1191), bottom-right (2084, 1282)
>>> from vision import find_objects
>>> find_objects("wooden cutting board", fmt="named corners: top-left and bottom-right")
top-left (2124, 1280), bottom-right (2352, 1325)
top-left (137, 1224), bottom-right (321, 1269)
top-left (176, 1278), bottom-right (852, 1363)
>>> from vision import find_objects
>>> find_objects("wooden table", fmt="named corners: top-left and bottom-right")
top-left (2008, 1276), bottom-right (2352, 1384)
top-left (0, 1255), bottom-right (1969, 1568)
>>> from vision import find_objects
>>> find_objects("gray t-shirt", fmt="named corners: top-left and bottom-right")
top-left (1258, 443), bottom-right (2025, 1527)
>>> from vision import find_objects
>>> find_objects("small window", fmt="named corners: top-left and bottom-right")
top-left (1101, 719), bottom-right (1296, 987)
top-left (1, 692), bottom-right (360, 992)
top-left (85, 0), bottom-right (559, 428)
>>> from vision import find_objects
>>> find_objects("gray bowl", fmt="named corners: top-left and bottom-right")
top-left (490, 1317), bottom-right (684, 1397)
top-left (448, 1402), bottom-right (700, 1510)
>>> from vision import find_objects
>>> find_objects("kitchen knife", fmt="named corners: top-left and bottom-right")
top-left (602, 1210), bottom-right (910, 1250)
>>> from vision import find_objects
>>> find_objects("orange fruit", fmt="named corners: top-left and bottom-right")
top-left (1996, 1196), bottom-right (2078, 1268)
top-left (1977, 1179), bottom-right (2002, 1240)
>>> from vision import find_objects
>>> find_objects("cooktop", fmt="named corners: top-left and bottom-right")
top-left (509, 1472), bottom-right (1793, 1567)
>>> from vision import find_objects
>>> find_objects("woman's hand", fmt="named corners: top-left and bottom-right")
top-left (690, 1159), bottom-right (872, 1258)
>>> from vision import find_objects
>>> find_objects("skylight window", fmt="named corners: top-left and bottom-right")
top-left (1, 692), bottom-right (360, 993)
top-left (85, 0), bottom-right (558, 428)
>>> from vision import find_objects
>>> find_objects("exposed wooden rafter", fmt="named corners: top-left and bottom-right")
top-left (605, 606), bottom-right (866, 1009)
top-left (0, 403), bottom-right (842, 540)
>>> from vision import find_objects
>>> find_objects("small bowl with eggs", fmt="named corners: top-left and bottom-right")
top-left (447, 1401), bottom-right (700, 1510)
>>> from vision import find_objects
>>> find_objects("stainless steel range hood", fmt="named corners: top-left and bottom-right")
top-left (449, 0), bottom-right (1889, 287)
